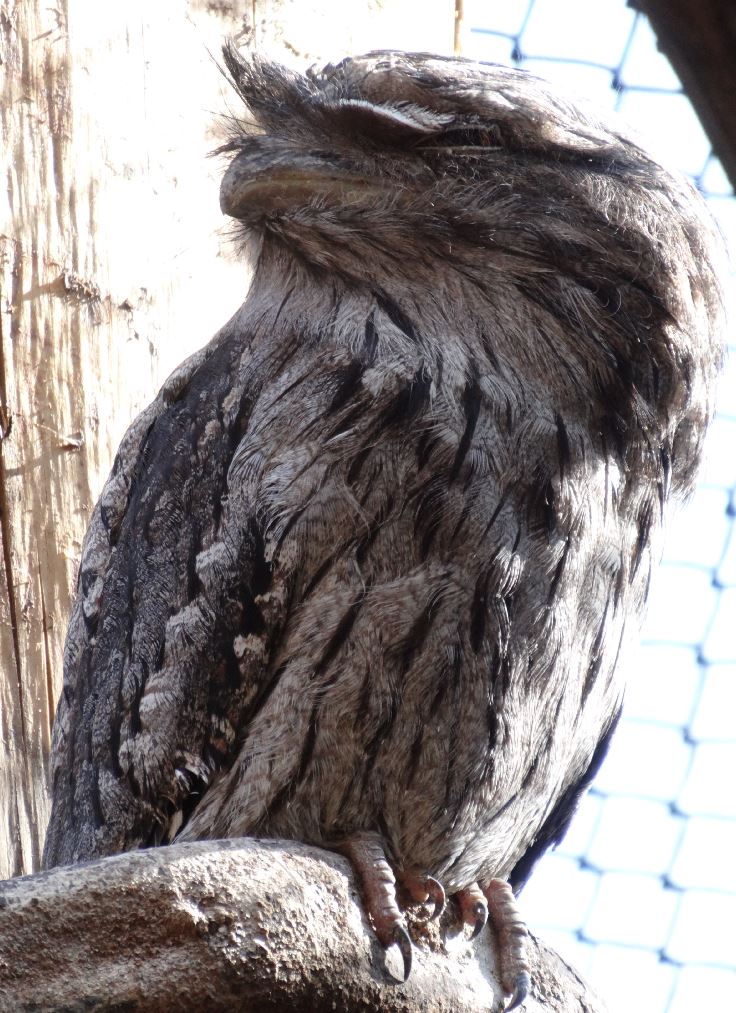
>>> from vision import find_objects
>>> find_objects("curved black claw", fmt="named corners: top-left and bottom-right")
top-left (393, 923), bottom-right (413, 981)
top-left (470, 900), bottom-right (488, 939)
top-left (505, 970), bottom-right (531, 1011)
top-left (425, 876), bottom-right (447, 920)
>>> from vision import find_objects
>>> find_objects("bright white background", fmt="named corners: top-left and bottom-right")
top-left (465, 3), bottom-right (736, 1011)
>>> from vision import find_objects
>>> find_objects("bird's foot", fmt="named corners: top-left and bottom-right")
top-left (402, 868), bottom-right (447, 920)
top-left (480, 878), bottom-right (531, 1011)
top-left (338, 836), bottom-right (529, 1008)
top-left (454, 880), bottom-right (489, 938)
top-left (454, 880), bottom-right (530, 1008)
top-left (337, 831), bottom-right (413, 981)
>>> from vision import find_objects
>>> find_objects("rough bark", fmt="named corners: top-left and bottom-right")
top-left (0, 0), bottom-right (454, 882)
top-left (0, 837), bottom-right (607, 1013)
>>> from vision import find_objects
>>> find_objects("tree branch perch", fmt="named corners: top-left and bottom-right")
top-left (0, 838), bottom-right (606, 1012)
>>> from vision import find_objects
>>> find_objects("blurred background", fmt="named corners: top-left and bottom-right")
top-left (463, 2), bottom-right (736, 1010)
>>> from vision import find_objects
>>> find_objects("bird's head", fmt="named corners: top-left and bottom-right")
top-left (219, 46), bottom-right (725, 460)
top-left (219, 45), bottom-right (658, 286)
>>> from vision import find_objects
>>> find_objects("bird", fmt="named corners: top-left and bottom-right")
top-left (42, 46), bottom-right (726, 1007)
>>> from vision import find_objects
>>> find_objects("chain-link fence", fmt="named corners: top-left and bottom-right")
top-left (464, 2), bottom-right (736, 1011)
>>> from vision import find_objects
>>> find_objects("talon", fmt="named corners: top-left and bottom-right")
top-left (469, 899), bottom-right (488, 938)
top-left (337, 832), bottom-right (414, 982)
top-left (455, 881), bottom-right (489, 938)
top-left (482, 879), bottom-right (531, 1005)
top-left (505, 970), bottom-right (531, 1010)
top-left (402, 869), bottom-right (447, 920)
top-left (425, 875), bottom-right (446, 920)
top-left (393, 923), bottom-right (413, 981)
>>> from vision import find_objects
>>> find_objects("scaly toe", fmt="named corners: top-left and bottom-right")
top-left (403, 869), bottom-right (447, 920)
top-left (482, 878), bottom-right (531, 1007)
top-left (337, 832), bottom-right (414, 981)
top-left (455, 881), bottom-right (489, 939)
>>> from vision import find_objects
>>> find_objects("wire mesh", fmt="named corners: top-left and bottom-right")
top-left (463, 2), bottom-right (736, 1011)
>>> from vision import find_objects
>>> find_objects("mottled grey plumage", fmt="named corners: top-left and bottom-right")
top-left (44, 48), bottom-right (724, 972)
